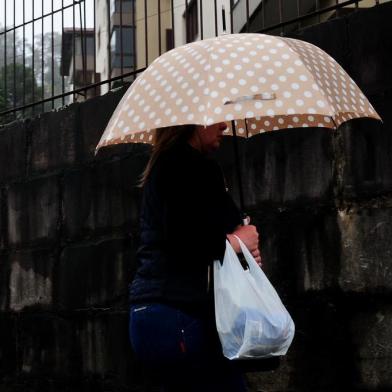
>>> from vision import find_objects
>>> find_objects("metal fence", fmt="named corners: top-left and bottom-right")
top-left (0, 0), bottom-right (386, 125)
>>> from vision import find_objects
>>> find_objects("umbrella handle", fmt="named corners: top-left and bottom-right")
top-left (242, 214), bottom-right (250, 226)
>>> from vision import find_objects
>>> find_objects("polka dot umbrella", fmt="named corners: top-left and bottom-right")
top-left (96, 33), bottom-right (381, 149)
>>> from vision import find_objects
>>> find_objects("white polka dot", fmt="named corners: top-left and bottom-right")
top-left (170, 116), bottom-right (177, 123)
top-left (181, 106), bottom-right (189, 113)
top-left (262, 55), bottom-right (270, 61)
top-left (296, 99), bottom-right (305, 106)
top-left (299, 75), bottom-right (308, 81)
top-left (215, 67), bottom-right (223, 73)
top-left (267, 109), bottom-right (275, 116)
top-left (287, 67), bottom-right (295, 74)
top-left (317, 100), bottom-right (326, 108)
top-left (234, 64), bottom-right (242, 71)
top-left (250, 85), bottom-right (258, 93)
top-left (283, 91), bottom-right (292, 98)
top-left (214, 107), bottom-right (222, 114)
top-left (274, 61), bottom-right (283, 67)
top-left (254, 102), bottom-right (263, 109)
top-left (264, 120), bottom-right (270, 126)
top-left (275, 100), bottom-right (283, 107)
top-left (225, 113), bottom-right (234, 121)
top-left (155, 118), bottom-right (161, 126)
top-left (258, 77), bottom-right (266, 84)
top-left (293, 117), bottom-right (299, 123)
top-left (246, 70), bottom-right (255, 77)
top-left (231, 87), bottom-right (239, 95)
top-left (246, 111), bottom-right (254, 117)
top-left (227, 73), bottom-right (235, 79)
top-left (324, 116), bottom-right (331, 123)
top-left (218, 81), bottom-right (226, 88)
top-left (308, 108), bottom-right (316, 114)
top-left (279, 75), bottom-right (287, 82)
top-left (193, 96), bottom-right (200, 104)
top-left (291, 83), bottom-right (300, 90)
top-left (254, 63), bottom-right (262, 69)
top-left (278, 118), bottom-right (284, 124)
top-left (304, 91), bottom-right (312, 98)
top-left (234, 104), bottom-right (242, 112)
top-left (187, 113), bottom-right (194, 121)
top-left (198, 105), bottom-right (205, 112)
top-left (239, 79), bottom-right (247, 86)
top-left (266, 69), bottom-right (275, 75)
top-left (271, 84), bottom-right (279, 91)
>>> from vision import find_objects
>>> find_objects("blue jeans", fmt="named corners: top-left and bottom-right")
top-left (129, 302), bottom-right (247, 392)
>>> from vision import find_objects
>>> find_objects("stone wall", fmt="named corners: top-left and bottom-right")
top-left (0, 2), bottom-right (391, 391)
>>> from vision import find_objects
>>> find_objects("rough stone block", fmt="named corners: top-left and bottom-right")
top-left (17, 313), bottom-right (75, 378)
top-left (56, 238), bottom-right (135, 310)
top-left (8, 249), bottom-right (55, 311)
top-left (7, 176), bottom-right (59, 246)
top-left (0, 120), bottom-right (27, 183)
top-left (0, 253), bottom-right (9, 311)
top-left (251, 209), bottom-right (341, 297)
top-left (63, 156), bottom-right (146, 239)
top-left (347, 1), bottom-right (392, 95)
top-left (337, 207), bottom-right (392, 293)
top-left (76, 312), bottom-right (138, 387)
top-left (349, 304), bottom-right (392, 390)
top-left (30, 104), bottom-right (78, 174)
top-left (242, 128), bottom-right (334, 209)
top-left (341, 105), bottom-right (392, 198)
top-left (79, 86), bottom-right (142, 162)
top-left (0, 314), bottom-right (17, 377)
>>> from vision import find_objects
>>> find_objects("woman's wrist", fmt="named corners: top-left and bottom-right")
top-left (227, 233), bottom-right (241, 253)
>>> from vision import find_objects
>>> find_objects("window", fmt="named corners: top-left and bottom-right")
top-left (110, 26), bottom-right (135, 68)
top-left (110, 0), bottom-right (135, 13)
top-left (185, 0), bottom-right (198, 43)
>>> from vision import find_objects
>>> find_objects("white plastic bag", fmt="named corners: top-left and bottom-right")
top-left (214, 235), bottom-right (295, 360)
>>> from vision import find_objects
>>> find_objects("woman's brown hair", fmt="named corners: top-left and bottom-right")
top-left (138, 124), bottom-right (196, 188)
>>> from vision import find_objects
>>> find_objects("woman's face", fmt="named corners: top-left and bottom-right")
top-left (194, 122), bottom-right (228, 153)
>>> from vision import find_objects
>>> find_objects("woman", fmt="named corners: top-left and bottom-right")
top-left (129, 122), bottom-right (261, 391)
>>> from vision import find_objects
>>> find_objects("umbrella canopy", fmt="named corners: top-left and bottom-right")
top-left (96, 33), bottom-right (381, 151)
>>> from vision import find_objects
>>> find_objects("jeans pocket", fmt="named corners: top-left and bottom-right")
top-left (177, 311), bottom-right (208, 362)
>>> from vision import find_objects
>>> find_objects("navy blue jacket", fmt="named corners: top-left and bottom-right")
top-left (129, 141), bottom-right (242, 314)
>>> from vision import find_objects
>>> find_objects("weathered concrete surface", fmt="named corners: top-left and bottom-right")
top-left (0, 2), bottom-right (391, 392)
top-left (242, 127), bottom-right (334, 209)
top-left (7, 176), bottom-right (59, 246)
top-left (0, 120), bottom-right (27, 183)
top-left (8, 249), bottom-right (55, 312)
top-left (338, 207), bottom-right (392, 293)
top-left (29, 107), bottom-right (79, 175)
top-left (63, 157), bottom-right (146, 240)
top-left (56, 238), bottom-right (135, 310)
top-left (347, 1), bottom-right (392, 96)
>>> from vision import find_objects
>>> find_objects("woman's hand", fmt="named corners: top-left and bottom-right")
top-left (227, 217), bottom-right (263, 267)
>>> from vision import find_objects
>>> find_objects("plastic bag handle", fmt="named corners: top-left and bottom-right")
top-left (232, 234), bottom-right (260, 272)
